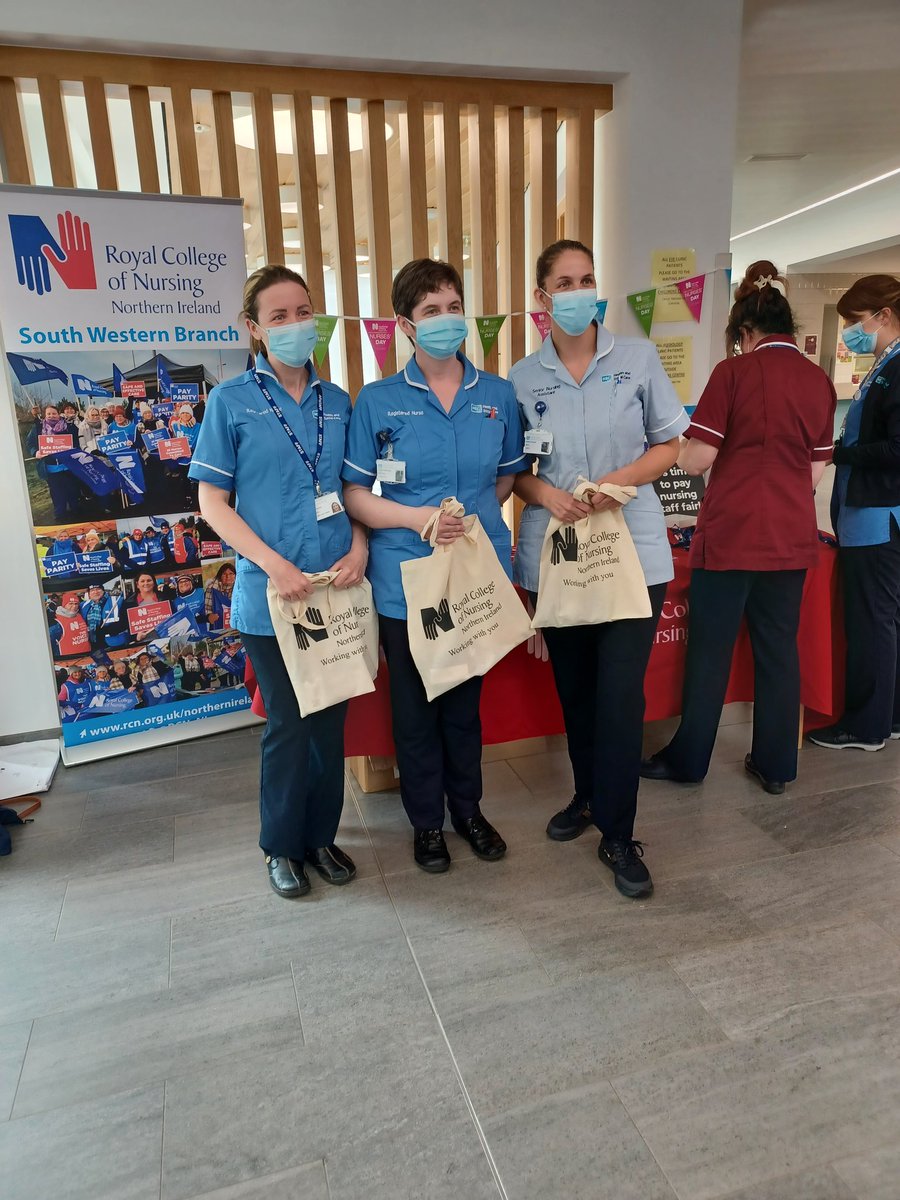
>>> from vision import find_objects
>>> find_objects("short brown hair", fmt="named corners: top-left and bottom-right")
top-left (241, 265), bottom-right (312, 357)
top-left (391, 258), bottom-right (464, 320)
top-left (536, 239), bottom-right (594, 290)
top-left (836, 274), bottom-right (900, 324)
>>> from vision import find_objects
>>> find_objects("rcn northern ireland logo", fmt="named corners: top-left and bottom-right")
top-left (8, 210), bottom-right (98, 296)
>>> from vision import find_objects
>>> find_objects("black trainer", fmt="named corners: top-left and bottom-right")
top-left (807, 725), bottom-right (885, 752)
top-left (265, 854), bottom-right (311, 899)
top-left (414, 828), bottom-right (451, 873)
top-left (546, 795), bottom-right (592, 841)
top-left (598, 837), bottom-right (653, 899)
top-left (744, 754), bottom-right (785, 796)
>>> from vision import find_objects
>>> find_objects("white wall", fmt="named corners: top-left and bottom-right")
top-left (0, 1), bottom-right (744, 738)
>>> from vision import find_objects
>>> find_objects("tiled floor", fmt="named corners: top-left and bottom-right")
top-left (3, 717), bottom-right (900, 1200)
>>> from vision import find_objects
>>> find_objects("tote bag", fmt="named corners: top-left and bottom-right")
top-left (531, 479), bottom-right (652, 629)
top-left (400, 498), bottom-right (532, 701)
top-left (267, 572), bottom-right (378, 717)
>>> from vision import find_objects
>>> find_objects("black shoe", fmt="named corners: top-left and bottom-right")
top-left (414, 828), bottom-right (451, 873)
top-left (744, 755), bottom-right (785, 796)
top-left (265, 854), bottom-right (311, 898)
top-left (451, 809), bottom-right (507, 861)
top-left (546, 795), bottom-right (592, 841)
top-left (598, 837), bottom-right (653, 899)
top-left (303, 844), bottom-right (356, 886)
top-left (806, 725), bottom-right (885, 752)
top-left (639, 753), bottom-right (701, 783)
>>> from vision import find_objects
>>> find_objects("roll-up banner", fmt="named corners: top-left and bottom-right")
top-left (0, 185), bottom-right (259, 764)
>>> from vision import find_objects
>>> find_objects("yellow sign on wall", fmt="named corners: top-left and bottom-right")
top-left (652, 335), bottom-right (693, 405)
top-left (651, 248), bottom-right (696, 323)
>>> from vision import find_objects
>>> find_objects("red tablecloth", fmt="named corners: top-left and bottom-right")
top-left (245, 541), bottom-right (844, 755)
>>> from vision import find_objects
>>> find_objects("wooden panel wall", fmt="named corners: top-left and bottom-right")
top-left (0, 47), bottom-right (611, 389)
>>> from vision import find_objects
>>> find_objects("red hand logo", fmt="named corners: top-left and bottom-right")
top-left (43, 211), bottom-right (97, 289)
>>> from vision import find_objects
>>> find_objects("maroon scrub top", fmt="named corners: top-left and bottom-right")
top-left (686, 335), bottom-right (836, 571)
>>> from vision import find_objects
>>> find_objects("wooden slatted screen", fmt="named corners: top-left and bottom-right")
top-left (0, 47), bottom-right (611, 391)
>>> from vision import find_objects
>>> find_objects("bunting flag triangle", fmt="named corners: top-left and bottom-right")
top-left (362, 318), bottom-right (396, 371)
top-left (476, 315), bottom-right (506, 355)
top-left (627, 289), bottom-right (656, 337)
top-left (596, 299), bottom-right (609, 324)
top-left (725, 267), bottom-right (733, 291)
top-left (530, 310), bottom-right (551, 341)
top-left (313, 315), bottom-right (338, 366)
top-left (674, 275), bottom-right (705, 322)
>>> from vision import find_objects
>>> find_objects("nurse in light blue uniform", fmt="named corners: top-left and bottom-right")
top-left (189, 264), bottom-right (367, 899)
top-left (343, 258), bottom-right (527, 875)
top-left (512, 239), bottom-right (687, 899)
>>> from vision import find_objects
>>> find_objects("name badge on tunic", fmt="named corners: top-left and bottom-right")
top-left (376, 458), bottom-right (407, 484)
top-left (315, 491), bottom-right (344, 521)
top-left (524, 428), bottom-right (553, 455)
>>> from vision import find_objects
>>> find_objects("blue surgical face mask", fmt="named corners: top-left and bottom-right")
top-left (842, 312), bottom-right (883, 356)
top-left (264, 319), bottom-right (317, 368)
top-left (410, 313), bottom-right (468, 360)
top-left (542, 287), bottom-right (598, 336)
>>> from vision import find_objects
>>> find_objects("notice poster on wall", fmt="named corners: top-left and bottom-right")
top-left (0, 185), bottom-right (255, 763)
top-left (651, 248), bottom-right (696, 323)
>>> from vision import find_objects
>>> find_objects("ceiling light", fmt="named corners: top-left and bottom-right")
top-left (745, 153), bottom-right (807, 163)
top-left (233, 110), bottom-right (392, 157)
top-left (283, 238), bottom-right (302, 249)
top-left (732, 165), bottom-right (900, 241)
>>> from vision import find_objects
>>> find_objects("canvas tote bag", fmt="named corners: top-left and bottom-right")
top-left (400, 498), bottom-right (532, 701)
top-left (531, 478), bottom-right (652, 629)
top-left (267, 572), bottom-right (378, 717)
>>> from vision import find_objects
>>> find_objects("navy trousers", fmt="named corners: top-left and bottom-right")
top-left (242, 633), bottom-right (347, 859)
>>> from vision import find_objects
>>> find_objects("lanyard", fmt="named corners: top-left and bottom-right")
top-left (856, 338), bottom-right (900, 401)
top-left (253, 371), bottom-right (325, 495)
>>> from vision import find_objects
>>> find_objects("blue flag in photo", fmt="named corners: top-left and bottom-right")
top-left (142, 429), bottom-right (167, 456)
top-left (112, 363), bottom-right (126, 397)
top-left (215, 646), bottom-right (246, 678)
top-left (141, 670), bottom-right (177, 707)
top-left (79, 688), bottom-right (139, 717)
top-left (106, 449), bottom-right (146, 501)
top-left (7, 352), bottom-right (69, 386)
top-left (157, 360), bottom-right (174, 398)
top-left (41, 551), bottom-right (78, 578)
top-left (154, 608), bottom-right (202, 642)
top-left (55, 449), bottom-right (121, 496)
top-left (596, 299), bottom-right (609, 323)
top-left (72, 373), bottom-right (112, 398)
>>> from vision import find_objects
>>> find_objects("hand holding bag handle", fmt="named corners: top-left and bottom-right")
top-left (572, 477), bottom-right (637, 508)
top-left (418, 497), bottom-right (479, 551)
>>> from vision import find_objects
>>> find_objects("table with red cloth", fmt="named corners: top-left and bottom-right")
top-left (244, 539), bottom-right (844, 755)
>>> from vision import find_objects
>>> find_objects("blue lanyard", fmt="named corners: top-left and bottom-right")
top-left (855, 339), bottom-right (900, 404)
top-left (253, 370), bottom-right (325, 495)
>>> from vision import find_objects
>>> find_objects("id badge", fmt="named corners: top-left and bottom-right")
top-left (376, 458), bottom-right (407, 484)
top-left (524, 428), bottom-right (553, 456)
top-left (315, 490), bottom-right (344, 521)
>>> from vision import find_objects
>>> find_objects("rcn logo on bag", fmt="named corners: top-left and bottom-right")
top-left (8, 210), bottom-right (98, 296)
top-left (550, 527), bottom-right (579, 566)
top-left (420, 598), bottom-right (455, 642)
top-left (292, 607), bottom-right (329, 651)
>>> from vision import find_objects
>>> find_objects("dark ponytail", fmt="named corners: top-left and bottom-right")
top-left (725, 259), bottom-right (797, 353)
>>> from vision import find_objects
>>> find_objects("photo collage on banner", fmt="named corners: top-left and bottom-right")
top-left (0, 186), bottom-right (254, 754)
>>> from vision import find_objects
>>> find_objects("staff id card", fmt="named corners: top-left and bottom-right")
top-left (376, 458), bottom-right (407, 484)
top-left (524, 428), bottom-right (553, 455)
top-left (315, 491), bottom-right (345, 521)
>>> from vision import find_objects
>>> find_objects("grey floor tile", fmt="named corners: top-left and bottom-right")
top-left (176, 728), bottom-right (262, 778)
top-left (178, 1161), bottom-right (328, 1200)
top-left (80, 763), bottom-right (260, 831)
top-left (0, 919), bottom-right (171, 1025)
top-left (712, 839), bottom-right (900, 932)
top-left (0, 876), bottom-right (68, 947)
top-left (14, 972), bottom-right (300, 1117)
top-left (834, 1143), bottom-right (900, 1200)
top-left (516, 876), bottom-right (759, 984)
top-left (49, 745), bottom-right (178, 795)
top-left (790, 741), bottom-right (900, 799)
top-left (169, 876), bottom-right (399, 989)
top-left (612, 1015), bottom-right (900, 1200)
top-left (0, 1021), bottom-right (31, 1120)
top-left (410, 920), bottom-right (552, 1016)
top-left (16, 789), bottom-right (87, 833)
top-left (483, 1081), bottom-right (677, 1200)
top-left (710, 1166), bottom-right (856, 1200)
top-left (442, 960), bottom-right (724, 1119)
top-left (161, 1030), bottom-right (471, 1200)
top-left (672, 920), bottom-right (900, 1038)
top-left (633, 806), bottom-right (789, 885)
top-left (739, 782), bottom-right (900, 853)
top-left (0, 1084), bottom-right (164, 1200)
top-left (56, 851), bottom-right (265, 936)
top-left (506, 749), bottom-right (573, 797)
top-left (1, 818), bottom-right (175, 883)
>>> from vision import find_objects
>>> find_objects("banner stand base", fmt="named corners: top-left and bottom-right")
top-left (59, 709), bottom-right (264, 767)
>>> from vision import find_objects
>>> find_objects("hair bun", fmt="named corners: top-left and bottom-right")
top-left (734, 259), bottom-right (786, 302)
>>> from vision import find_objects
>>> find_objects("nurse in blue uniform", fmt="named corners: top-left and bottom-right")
top-left (189, 265), bottom-right (368, 899)
top-left (511, 239), bottom-right (688, 899)
top-left (342, 258), bottom-right (527, 874)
